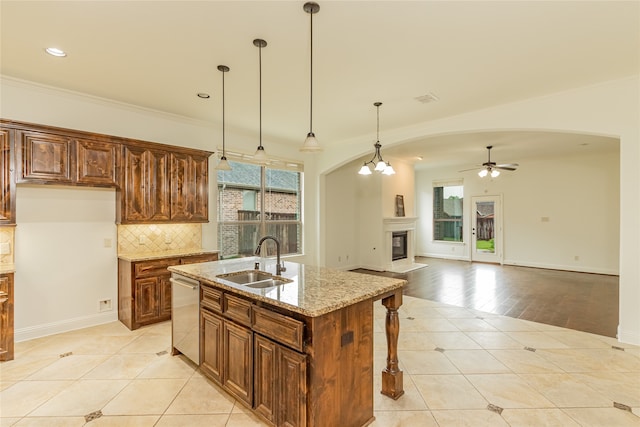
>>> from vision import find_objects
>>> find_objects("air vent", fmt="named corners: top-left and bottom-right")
top-left (415, 92), bottom-right (439, 104)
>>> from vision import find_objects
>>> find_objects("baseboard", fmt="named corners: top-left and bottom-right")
top-left (502, 259), bottom-right (618, 275)
top-left (15, 311), bottom-right (119, 342)
top-left (417, 252), bottom-right (469, 262)
top-left (617, 325), bottom-right (640, 346)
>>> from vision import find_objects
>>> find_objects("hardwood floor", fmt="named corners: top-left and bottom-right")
top-left (354, 257), bottom-right (619, 338)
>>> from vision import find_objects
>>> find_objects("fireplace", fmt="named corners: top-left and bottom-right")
top-left (383, 217), bottom-right (419, 272)
top-left (392, 231), bottom-right (408, 261)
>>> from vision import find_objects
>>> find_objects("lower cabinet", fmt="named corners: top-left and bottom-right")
top-left (200, 302), bottom-right (307, 427)
top-left (254, 334), bottom-right (307, 427)
top-left (118, 252), bottom-right (218, 330)
top-left (0, 272), bottom-right (14, 362)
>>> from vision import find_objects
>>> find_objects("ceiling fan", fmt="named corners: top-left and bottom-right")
top-left (460, 145), bottom-right (519, 178)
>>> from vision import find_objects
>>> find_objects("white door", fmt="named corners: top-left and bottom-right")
top-left (471, 195), bottom-right (502, 263)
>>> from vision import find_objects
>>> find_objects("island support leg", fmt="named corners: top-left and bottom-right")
top-left (381, 290), bottom-right (404, 399)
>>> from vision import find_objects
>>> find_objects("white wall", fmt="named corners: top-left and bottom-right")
top-left (14, 185), bottom-right (117, 339)
top-left (416, 148), bottom-right (620, 274)
top-left (1, 76), bottom-right (320, 339)
top-left (318, 76), bottom-right (639, 345)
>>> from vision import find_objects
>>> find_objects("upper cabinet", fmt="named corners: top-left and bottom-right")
top-left (0, 129), bottom-right (15, 225)
top-left (119, 145), bottom-right (171, 222)
top-left (15, 129), bottom-right (120, 187)
top-left (0, 119), bottom-right (213, 224)
top-left (117, 143), bottom-right (211, 224)
top-left (170, 152), bottom-right (209, 222)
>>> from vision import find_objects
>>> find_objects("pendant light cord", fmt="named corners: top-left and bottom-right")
top-left (222, 69), bottom-right (226, 155)
top-left (259, 43), bottom-right (263, 149)
top-left (309, 9), bottom-right (313, 133)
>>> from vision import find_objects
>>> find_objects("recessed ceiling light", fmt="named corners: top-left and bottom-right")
top-left (45, 47), bottom-right (67, 57)
top-left (197, 93), bottom-right (210, 99)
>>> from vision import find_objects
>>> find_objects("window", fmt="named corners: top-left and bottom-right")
top-left (217, 159), bottom-right (302, 259)
top-left (433, 181), bottom-right (463, 242)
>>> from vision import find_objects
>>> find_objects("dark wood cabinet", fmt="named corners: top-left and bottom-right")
top-left (117, 144), bottom-right (211, 224)
top-left (0, 129), bottom-right (15, 224)
top-left (15, 129), bottom-right (120, 187)
top-left (223, 320), bottom-right (254, 405)
top-left (76, 138), bottom-right (120, 186)
top-left (196, 283), bottom-right (377, 427)
top-left (254, 334), bottom-right (307, 427)
top-left (201, 310), bottom-right (224, 382)
top-left (16, 130), bottom-right (73, 184)
top-left (119, 252), bottom-right (218, 330)
top-left (0, 272), bottom-right (14, 362)
top-left (119, 145), bottom-right (170, 222)
top-left (198, 286), bottom-right (308, 427)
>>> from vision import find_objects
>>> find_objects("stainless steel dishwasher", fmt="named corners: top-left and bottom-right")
top-left (170, 273), bottom-right (200, 365)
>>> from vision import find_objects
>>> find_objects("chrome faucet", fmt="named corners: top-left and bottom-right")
top-left (255, 235), bottom-right (286, 276)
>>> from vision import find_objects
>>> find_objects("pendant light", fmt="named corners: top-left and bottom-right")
top-left (253, 38), bottom-right (269, 164)
top-left (300, 2), bottom-right (322, 152)
top-left (215, 65), bottom-right (232, 171)
top-left (358, 102), bottom-right (395, 176)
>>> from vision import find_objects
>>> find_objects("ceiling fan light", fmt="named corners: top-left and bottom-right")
top-left (358, 163), bottom-right (372, 175)
top-left (491, 169), bottom-right (500, 178)
top-left (478, 169), bottom-right (488, 178)
top-left (301, 132), bottom-right (322, 152)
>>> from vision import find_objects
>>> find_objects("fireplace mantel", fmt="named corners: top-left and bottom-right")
top-left (382, 217), bottom-right (420, 272)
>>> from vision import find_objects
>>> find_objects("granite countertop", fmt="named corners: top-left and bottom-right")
top-left (118, 249), bottom-right (219, 262)
top-left (168, 257), bottom-right (406, 317)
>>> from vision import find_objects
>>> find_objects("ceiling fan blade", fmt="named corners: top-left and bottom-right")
top-left (496, 163), bottom-right (519, 168)
top-left (458, 167), bottom-right (481, 173)
top-left (495, 165), bottom-right (518, 171)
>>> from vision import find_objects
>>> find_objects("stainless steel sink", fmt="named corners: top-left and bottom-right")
top-left (216, 270), bottom-right (292, 288)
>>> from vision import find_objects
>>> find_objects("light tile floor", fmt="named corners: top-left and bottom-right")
top-left (1, 296), bottom-right (639, 426)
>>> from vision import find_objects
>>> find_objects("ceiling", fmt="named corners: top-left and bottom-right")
top-left (1, 1), bottom-right (637, 168)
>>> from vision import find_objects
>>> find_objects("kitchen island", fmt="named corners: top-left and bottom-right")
top-left (168, 257), bottom-right (406, 427)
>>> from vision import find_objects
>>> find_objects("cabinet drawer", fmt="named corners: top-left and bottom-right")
top-left (201, 286), bottom-right (223, 313)
top-left (181, 253), bottom-right (218, 265)
top-left (134, 258), bottom-right (180, 278)
top-left (223, 294), bottom-right (252, 327)
top-left (252, 306), bottom-right (304, 352)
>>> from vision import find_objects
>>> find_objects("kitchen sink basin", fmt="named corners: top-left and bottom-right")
top-left (216, 270), bottom-right (292, 288)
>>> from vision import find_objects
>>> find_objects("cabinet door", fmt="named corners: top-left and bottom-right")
top-left (0, 273), bottom-right (14, 362)
top-left (121, 145), bottom-right (170, 222)
top-left (76, 138), bottom-right (119, 187)
top-left (278, 345), bottom-right (307, 427)
top-left (17, 130), bottom-right (73, 183)
top-left (201, 310), bottom-right (224, 383)
top-left (170, 152), bottom-right (209, 222)
top-left (159, 275), bottom-right (172, 318)
top-left (223, 321), bottom-right (253, 405)
top-left (0, 129), bottom-right (15, 224)
top-left (134, 278), bottom-right (160, 324)
top-left (254, 335), bottom-right (277, 424)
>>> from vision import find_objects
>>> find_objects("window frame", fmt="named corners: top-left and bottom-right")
top-left (432, 179), bottom-right (464, 243)
top-left (216, 156), bottom-right (303, 259)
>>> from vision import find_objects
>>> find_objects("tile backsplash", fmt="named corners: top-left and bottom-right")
top-left (0, 227), bottom-right (14, 265)
top-left (117, 224), bottom-right (202, 253)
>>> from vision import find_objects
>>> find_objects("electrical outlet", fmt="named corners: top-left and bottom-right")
top-left (103, 238), bottom-right (112, 248)
top-left (165, 233), bottom-right (172, 244)
top-left (139, 235), bottom-right (146, 245)
top-left (98, 299), bottom-right (112, 312)
top-left (338, 256), bottom-right (341, 262)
